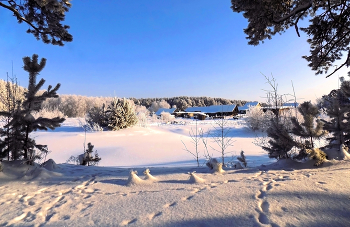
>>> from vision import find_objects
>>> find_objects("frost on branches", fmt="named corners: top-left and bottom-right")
top-left (245, 106), bottom-right (274, 131)
top-left (106, 98), bottom-right (138, 131)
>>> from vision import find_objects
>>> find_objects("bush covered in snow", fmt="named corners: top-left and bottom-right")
top-left (135, 105), bottom-right (150, 127)
top-left (206, 158), bottom-right (225, 173)
top-left (160, 112), bottom-right (174, 123)
top-left (85, 98), bottom-right (138, 131)
top-left (107, 98), bottom-right (138, 130)
top-left (149, 99), bottom-right (170, 113)
top-left (245, 106), bottom-right (274, 131)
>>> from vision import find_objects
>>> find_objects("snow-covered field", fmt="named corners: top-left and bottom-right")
top-left (0, 118), bottom-right (349, 227)
top-left (33, 118), bottom-right (274, 168)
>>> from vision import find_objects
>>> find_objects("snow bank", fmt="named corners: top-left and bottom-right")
top-left (126, 170), bottom-right (145, 186)
top-left (1, 160), bottom-right (61, 180)
top-left (188, 171), bottom-right (205, 184)
top-left (143, 168), bottom-right (157, 181)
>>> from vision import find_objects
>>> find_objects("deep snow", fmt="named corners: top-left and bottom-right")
top-left (0, 118), bottom-right (349, 227)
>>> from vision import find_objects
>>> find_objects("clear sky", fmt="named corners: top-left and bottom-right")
top-left (0, 1), bottom-right (348, 103)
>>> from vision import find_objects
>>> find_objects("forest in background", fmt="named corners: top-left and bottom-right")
top-left (0, 79), bottom-right (249, 118)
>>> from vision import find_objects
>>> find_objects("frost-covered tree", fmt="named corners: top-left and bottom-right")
top-left (86, 104), bottom-right (109, 129)
top-left (160, 112), bottom-right (174, 123)
top-left (0, 54), bottom-right (65, 164)
top-left (231, 0), bottom-right (350, 78)
top-left (245, 106), bottom-right (274, 131)
top-left (0, 0), bottom-right (72, 46)
top-left (291, 101), bottom-right (326, 149)
top-left (0, 79), bottom-right (26, 112)
top-left (106, 98), bottom-right (137, 131)
top-left (149, 99), bottom-right (170, 113)
top-left (135, 105), bottom-right (150, 127)
top-left (211, 115), bottom-right (235, 165)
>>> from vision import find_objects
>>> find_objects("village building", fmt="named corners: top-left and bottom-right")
top-left (238, 101), bottom-right (261, 114)
top-left (155, 108), bottom-right (177, 116)
top-left (262, 102), bottom-right (300, 115)
top-left (177, 104), bottom-right (238, 119)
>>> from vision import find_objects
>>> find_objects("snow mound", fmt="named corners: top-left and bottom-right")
top-left (340, 144), bottom-right (350, 160)
top-left (212, 162), bottom-right (225, 174)
top-left (206, 158), bottom-right (225, 174)
top-left (188, 171), bottom-right (205, 184)
top-left (23, 167), bottom-right (62, 180)
top-left (42, 159), bottom-right (59, 171)
top-left (1, 160), bottom-right (61, 180)
top-left (126, 170), bottom-right (145, 186)
top-left (143, 168), bottom-right (157, 181)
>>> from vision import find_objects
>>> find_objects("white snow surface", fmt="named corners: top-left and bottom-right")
top-left (0, 118), bottom-right (349, 227)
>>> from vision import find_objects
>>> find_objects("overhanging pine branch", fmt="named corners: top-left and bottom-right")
top-left (0, 2), bottom-right (42, 34)
top-left (273, 1), bottom-right (312, 23)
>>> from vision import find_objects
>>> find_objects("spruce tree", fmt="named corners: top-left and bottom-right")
top-left (291, 101), bottom-right (326, 149)
top-left (321, 90), bottom-right (349, 147)
top-left (83, 142), bottom-right (101, 166)
top-left (0, 54), bottom-right (65, 164)
top-left (106, 98), bottom-right (137, 131)
top-left (0, 76), bottom-right (23, 160)
top-left (340, 77), bottom-right (350, 145)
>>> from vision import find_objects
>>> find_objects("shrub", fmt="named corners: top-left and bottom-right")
top-left (237, 150), bottom-right (247, 167)
top-left (78, 142), bottom-right (101, 166)
top-left (306, 148), bottom-right (327, 166)
top-left (107, 98), bottom-right (138, 130)
top-left (245, 106), bottom-right (273, 131)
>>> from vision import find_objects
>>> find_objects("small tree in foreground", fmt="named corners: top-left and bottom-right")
top-left (182, 120), bottom-right (201, 167)
top-left (320, 91), bottom-right (349, 148)
top-left (292, 101), bottom-right (326, 149)
top-left (262, 118), bottom-right (296, 159)
top-left (0, 54), bottom-right (65, 164)
top-left (210, 115), bottom-right (235, 165)
top-left (237, 150), bottom-right (247, 167)
top-left (79, 142), bottom-right (101, 166)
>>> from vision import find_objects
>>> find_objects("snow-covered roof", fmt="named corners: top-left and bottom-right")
top-left (282, 103), bottom-right (299, 108)
top-left (155, 108), bottom-right (177, 115)
top-left (238, 102), bottom-right (260, 111)
top-left (185, 104), bottom-right (237, 113)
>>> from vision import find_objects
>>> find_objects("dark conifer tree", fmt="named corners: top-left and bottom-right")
top-left (83, 142), bottom-right (101, 166)
top-left (0, 54), bottom-right (65, 164)
top-left (321, 90), bottom-right (349, 148)
top-left (262, 118), bottom-right (295, 159)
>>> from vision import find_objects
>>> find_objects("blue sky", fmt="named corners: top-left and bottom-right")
top-left (0, 1), bottom-right (347, 103)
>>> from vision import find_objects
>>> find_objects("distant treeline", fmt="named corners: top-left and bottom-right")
top-left (129, 97), bottom-right (248, 110)
top-left (0, 79), bottom-right (251, 118)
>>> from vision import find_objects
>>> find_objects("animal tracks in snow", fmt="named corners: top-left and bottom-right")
top-left (250, 170), bottom-right (290, 227)
top-left (0, 174), bottom-right (100, 227)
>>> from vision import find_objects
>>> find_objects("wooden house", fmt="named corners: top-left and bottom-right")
top-left (155, 108), bottom-right (177, 116)
top-left (184, 104), bottom-right (238, 118)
